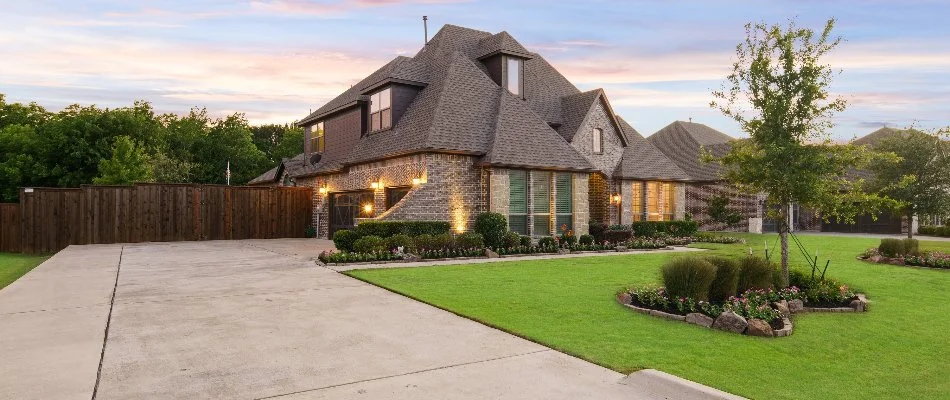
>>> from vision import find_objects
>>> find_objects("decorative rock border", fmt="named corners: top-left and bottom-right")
top-left (616, 293), bottom-right (868, 338)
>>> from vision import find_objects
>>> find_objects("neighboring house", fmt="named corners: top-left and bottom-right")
top-left (249, 24), bottom-right (691, 239)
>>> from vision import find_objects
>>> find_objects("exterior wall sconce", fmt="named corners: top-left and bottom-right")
top-left (318, 186), bottom-right (328, 194)
top-left (370, 180), bottom-right (382, 190)
top-left (363, 203), bottom-right (373, 214)
top-left (612, 194), bottom-right (621, 203)
top-left (412, 178), bottom-right (422, 186)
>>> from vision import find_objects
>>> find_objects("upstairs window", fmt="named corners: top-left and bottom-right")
top-left (369, 87), bottom-right (392, 132)
top-left (311, 121), bottom-right (325, 153)
top-left (505, 57), bottom-right (522, 96)
top-left (592, 128), bottom-right (603, 154)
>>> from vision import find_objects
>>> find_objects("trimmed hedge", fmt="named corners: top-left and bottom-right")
top-left (919, 225), bottom-right (950, 237)
top-left (353, 235), bottom-right (386, 253)
top-left (456, 232), bottom-right (485, 249)
top-left (355, 220), bottom-right (451, 238)
top-left (879, 238), bottom-right (919, 257)
top-left (473, 212), bottom-right (508, 248)
top-left (630, 221), bottom-right (699, 238)
top-left (332, 230), bottom-right (360, 252)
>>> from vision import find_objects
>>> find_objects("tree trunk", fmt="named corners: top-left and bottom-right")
top-left (907, 211), bottom-right (914, 239)
top-left (779, 203), bottom-right (790, 288)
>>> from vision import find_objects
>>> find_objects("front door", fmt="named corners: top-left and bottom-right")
top-left (329, 191), bottom-right (374, 237)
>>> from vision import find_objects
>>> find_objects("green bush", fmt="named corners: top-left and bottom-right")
top-left (355, 221), bottom-right (450, 238)
top-left (589, 221), bottom-right (608, 242)
top-left (413, 234), bottom-right (435, 250)
top-left (537, 236), bottom-right (557, 248)
top-left (456, 232), bottom-right (485, 249)
top-left (473, 212), bottom-right (508, 248)
top-left (903, 238), bottom-right (920, 256)
top-left (558, 232), bottom-right (577, 247)
top-left (431, 233), bottom-right (455, 250)
top-left (788, 269), bottom-right (811, 288)
top-left (661, 256), bottom-right (717, 301)
top-left (519, 235), bottom-right (532, 247)
top-left (579, 234), bottom-right (595, 245)
top-left (353, 235), bottom-right (386, 253)
top-left (385, 234), bottom-right (413, 252)
top-left (919, 225), bottom-right (936, 235)
top-left (707, 256), bottom-right (740, 302)
top-left (500, 231), bottom-right (521, 248)
top-left (919, 225), bottom-right (950, 237)
top-left (737, 256), bottom-right (775, 293)
top-left (332, 230), bottom-right (360, 252)
top-left (878, 238), bottom-right (905, 257)
top-left (604, 230), bottom-right (632, 244)
top-left (630, 221), bottom-right (699, 238)
top-left (304, 226), bottom-right (317, 238)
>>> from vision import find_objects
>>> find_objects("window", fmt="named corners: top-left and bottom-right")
top-left (311, 121), bottom-right (325, 153)
top-left (369, 87), bottom-right (392, 132)
top-left (631, 181), bottom-right (644, 221)
top-left (505, 57), bottom-right (522, 96)
top-left (592, 128), bottom-right (603, 154)
top-left (555, 173), bottom-right (573, 233)
top-left (532, 171), bottom-right (551, 236)
top-left (508, 170), bottom-right (528, 234)
top-left (385, 186), bottom-right (411, 209)
top-left (645, 181), bottom-right (676, 221)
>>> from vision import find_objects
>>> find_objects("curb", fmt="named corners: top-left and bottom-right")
top-left (620, 369), bottom-right (747, 400)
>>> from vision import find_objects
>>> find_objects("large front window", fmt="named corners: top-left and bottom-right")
top-left (631, 181), bottom-right (644, 221)
top-left (505, 57), bottom-right (522, 96)
top-left (555, 172), bottom-right (573, 233)
top-left (310, 121), bottom-right (325, 153)
top-left (532, 171), bottom-right (551, 236)
top-left (508, 170), bottom-right (528, 234)
top-left (369, 87), bottom-right (392, 132)
top-left (645, 181), bottom-right (676, 221)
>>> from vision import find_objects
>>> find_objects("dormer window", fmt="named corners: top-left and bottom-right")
top-left (311, 121), bottom-right (325, 153)
top-left (369, 87), bottom-right (392, 132)
top-left (505, 56), bottom-right (523, 96)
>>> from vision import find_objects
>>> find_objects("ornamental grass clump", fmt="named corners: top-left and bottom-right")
top-left (737, 256), bottom-right (774, 292)
top-left (707, 256), bottom-right (740, 302)
top-left (661, 257), bottom-right (717, 301)
top-left (878, 238), bottom-right (905, 257)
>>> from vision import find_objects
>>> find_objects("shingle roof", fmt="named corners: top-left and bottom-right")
top-left (247, 153), bottom-right (309, 185)
top-left (613, 118), bottom-right (690, 181)
top-left (648, 121), bottom-right (735, 181)
top-left (252, 24), bottom-right (657, 182)
top-left (476, 31), bottom-right (533, 59)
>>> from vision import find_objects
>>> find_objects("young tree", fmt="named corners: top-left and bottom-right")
top-left (867, 128), bottom-right (950, 238)
top-left (711, 19), bottom-right (892, 286)
top-left (94, 136), bottom-right (153, 185)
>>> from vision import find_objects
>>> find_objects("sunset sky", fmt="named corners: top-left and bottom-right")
top-left (2, 0), bottom-right (948, 140)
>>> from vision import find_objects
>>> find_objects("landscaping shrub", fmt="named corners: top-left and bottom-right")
top-left (355, 221), bottom-right (450, 238)
top-left (473, 212), bottom-right (508, 248)
top-left (737, 256), bottom-right (774, 293)
top-left (905, 252), bottom-right (950, 269)
top-left (537, 236), bottom-right (557, 248)
top-left (589, 221), bottom-right (607, 242)
top-left (413, 234), bottom-right (434, 250)
top-left (693, 232), bottom-right (745, 244)
top-left (318, 250), bottom-right (400, 264)
top-left (501, 231), bottom-right (521, 248)
top-left (384, 234), bottom-right (413, 252)
top-left (903, 238), bottom-right (920, 256)
top-left (660, 256), bottom-right (717, 301)
top-left (353, 235), bottom-right (386, 253)
top-left (558, 232), bottom-right (577, 247)
top-left (431, 233), bottom-right (455, 250)
top-left (878, 238), bottom-right (905, 257)
top-left (579, 234), bottom-right (595, 245)
top-left (519, 235), bottom-right (532, 247)
top-left (918, 225), bottom-right (950, 237)
top-left (630, 221), bottom-right (699, 238)
top-left (304, 226), bottom-right (317, 238)
top-left (707, 256), bottom-right (740, 302)
top-left (603, 230), bottom-right (632, 244)
top-left (455, 232), bottom-right (485, 249)
top-left (802, 278), bottom-right (854, 306)
top-left (332, 230), bottom-right (360, 252)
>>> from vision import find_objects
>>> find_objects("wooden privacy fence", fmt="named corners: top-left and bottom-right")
top-left (0, 184), bottom-right (313, 254)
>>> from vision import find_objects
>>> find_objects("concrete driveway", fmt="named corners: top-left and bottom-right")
top-left (1, 239), bottom-right (739, 400)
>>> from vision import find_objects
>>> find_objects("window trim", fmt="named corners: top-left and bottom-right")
top-left (592, 127), bottom-right (603, 154)
top-left (369, 87), bottom-right (393, 133)
top-left (504, 56), bottom-right (523, 98)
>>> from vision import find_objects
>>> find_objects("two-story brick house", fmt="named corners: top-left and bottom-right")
top-left (249, 24), bottom-right (692, 239)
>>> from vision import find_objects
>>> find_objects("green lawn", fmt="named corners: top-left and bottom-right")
top-left (0, 253), bottom-right (50, 290)
top-left (347, 234), bottom-right (950, 400)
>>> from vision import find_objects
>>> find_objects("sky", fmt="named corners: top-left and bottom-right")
top-left (2, 0), bottom-right (949, 140)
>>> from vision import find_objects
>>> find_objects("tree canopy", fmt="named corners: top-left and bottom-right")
top-left (710, 18), bottom-right (894, 285)
top-left (0, 94), bottom-right (302, 201)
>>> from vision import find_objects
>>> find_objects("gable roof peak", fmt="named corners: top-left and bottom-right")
top-left (476, 30), bottom-right (533, 59)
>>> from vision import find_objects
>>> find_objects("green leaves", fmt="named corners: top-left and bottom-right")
top-left (93, 136), bottom-right (152, 185)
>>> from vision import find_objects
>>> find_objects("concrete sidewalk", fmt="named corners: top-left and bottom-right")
top-left (1, 239), bottom-right (742, 400)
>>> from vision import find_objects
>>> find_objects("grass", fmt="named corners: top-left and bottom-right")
top-left (0, 252), bottom-right (50, 290)
top-left (347, 233), bottom-right (950, 399)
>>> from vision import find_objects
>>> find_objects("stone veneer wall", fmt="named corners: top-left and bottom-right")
top-left (686, 182), bottom-right (761, 232)
top-left (570, 101), bottom-right (625, 178)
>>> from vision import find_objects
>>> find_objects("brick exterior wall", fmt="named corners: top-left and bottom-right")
top-left (570, 101), bottom-right (625, 178)
top-left (589, 173), bottom-right (610, 225)
top-left (572, 173), bottom-right (590, 236)
top-left (686, 182), bottom-right (761, 232)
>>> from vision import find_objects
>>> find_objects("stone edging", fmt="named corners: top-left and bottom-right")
top-left (617, 293), bottom-right (868, 338)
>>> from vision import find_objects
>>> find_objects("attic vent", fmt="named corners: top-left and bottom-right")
top-left (309, 154), bottom-right (322, 165)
